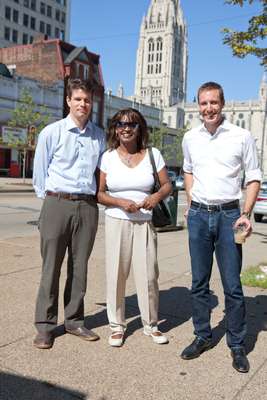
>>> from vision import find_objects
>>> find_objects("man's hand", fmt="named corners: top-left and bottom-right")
top-left (234, 215), bottom-right (252, 237)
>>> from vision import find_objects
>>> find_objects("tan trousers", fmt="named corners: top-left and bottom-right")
top-left (105, 215), bottom-right (159, 332)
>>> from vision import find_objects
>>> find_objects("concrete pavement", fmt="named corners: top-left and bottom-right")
top-left (0, 181), bottom-right (267, 399)
top-left (0, 177), bottom-right (34, 193)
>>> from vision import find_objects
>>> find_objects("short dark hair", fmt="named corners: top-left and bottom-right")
top-left (197, 81), bottom-right (225, 105)
top-left (66, 78), bottom-right (94, 98)
top-left (108, 108), bottom-right (149, 151)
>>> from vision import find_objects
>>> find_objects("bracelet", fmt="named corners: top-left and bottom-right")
top-left (241, 211), bottom-right (251, 219)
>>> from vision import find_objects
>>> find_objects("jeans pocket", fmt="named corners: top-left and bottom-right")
top-left (222, 208), bottom-right (240, 220)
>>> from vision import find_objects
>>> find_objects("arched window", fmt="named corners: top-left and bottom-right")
top-left (147, 39), bottom-right (155, 74)
top-left (241, 120), bottom-right (245, 129)
top-left (155, 38), bottom-right (163, 74)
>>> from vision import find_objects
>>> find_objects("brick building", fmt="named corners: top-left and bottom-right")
top-left (0, 36), bottom-right (105, 126)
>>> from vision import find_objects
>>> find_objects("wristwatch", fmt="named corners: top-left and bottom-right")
top-left (241, 211), bottom-right (251, 219)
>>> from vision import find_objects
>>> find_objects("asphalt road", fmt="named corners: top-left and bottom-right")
top-left (0, 192), bottom-right (188, 240)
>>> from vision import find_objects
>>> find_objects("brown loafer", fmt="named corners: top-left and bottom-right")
top-left (33, 332), bottom-right (54, 349)
top-left (65, 326), bottom-right (100, 341)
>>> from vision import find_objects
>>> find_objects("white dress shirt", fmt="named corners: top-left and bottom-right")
top-left (33, 115), bottom-right (105, 199)
top-left (182, 119), bottom-right (261, 204)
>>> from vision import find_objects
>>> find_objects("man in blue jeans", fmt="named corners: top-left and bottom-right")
top-left (181, 82), bottom-right (261, 373)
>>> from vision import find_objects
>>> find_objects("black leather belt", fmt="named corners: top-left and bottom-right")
top-left (46, 191), bottom-right (96, 201)
top-left (191, 200), bottom-right (239, 212)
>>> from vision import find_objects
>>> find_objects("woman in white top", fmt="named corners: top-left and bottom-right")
top-left (97, 108), bottom-right (172, 347)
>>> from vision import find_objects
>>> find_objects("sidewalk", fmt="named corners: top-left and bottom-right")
top-left (0, 177), bottom-right (34, 193)
top-left (0, 208), bottom-right (267, 399)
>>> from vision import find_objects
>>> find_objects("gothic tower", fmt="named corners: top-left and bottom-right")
top-left (134, 0), bottom-right (188, 110)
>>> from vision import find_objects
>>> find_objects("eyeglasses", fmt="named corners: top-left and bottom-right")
top-left (116, 121), bottom-right (139, 130)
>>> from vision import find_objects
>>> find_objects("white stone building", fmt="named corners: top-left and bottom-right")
top-left (134, 0), bottom-right (188, 129)
top-left (184, 74), bottom-right (267, 178)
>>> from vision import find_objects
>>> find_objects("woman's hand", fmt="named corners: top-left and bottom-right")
top-left (118, 199), bottom-right (140, 213)
top-left (139, 193), bottom-right (161, 210)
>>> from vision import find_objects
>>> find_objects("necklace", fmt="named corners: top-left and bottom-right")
top-left (117, 148), bottom-right (137, 167)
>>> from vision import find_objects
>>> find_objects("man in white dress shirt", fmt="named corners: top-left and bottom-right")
top-left (181, 82), bottom-right (261, 373)
top-left (32, 78), bottom-right (105, 349)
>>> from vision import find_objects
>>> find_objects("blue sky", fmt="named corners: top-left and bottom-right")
top-left (70, 0), bottom-right (264, 102)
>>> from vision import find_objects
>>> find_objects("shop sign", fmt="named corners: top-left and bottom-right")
top-left (1, 126), bottom-right (27, 145)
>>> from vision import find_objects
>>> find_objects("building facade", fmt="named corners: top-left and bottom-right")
top-left (0, 68), bottom-right (63, 177)
top-left (134, 0), bottom-right (188, 129)
top-left (0, 36), bottom-right (105, 126)
top-left (0, 0), bottom-right (71, 47)
top-left (184, 74), bottom-right (267, 178)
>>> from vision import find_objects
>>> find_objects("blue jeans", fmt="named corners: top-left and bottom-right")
top-left (187, 204), bottom-right (246, 348)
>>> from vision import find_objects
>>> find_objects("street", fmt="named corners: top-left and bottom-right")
top-left (0, 191), bottom-right (189, 240)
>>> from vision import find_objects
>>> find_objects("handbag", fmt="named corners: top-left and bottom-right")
top-left (148, 147), bottom-right (174, 227)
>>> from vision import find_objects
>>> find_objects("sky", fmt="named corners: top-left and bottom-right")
top-left (70, 0), bottom-right (265, 102)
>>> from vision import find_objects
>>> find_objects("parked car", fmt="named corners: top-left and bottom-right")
top-left (253, 189), bottom-right (267, 222)
top-left (175, 175), bottom-right (184, 190)
top-left (167, 170), bottom-right (177, 183)
top-left (260, 180), bottom-right (267, 190)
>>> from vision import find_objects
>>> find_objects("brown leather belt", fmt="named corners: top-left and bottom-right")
top-left (46, 191), bottom-right (96, 201)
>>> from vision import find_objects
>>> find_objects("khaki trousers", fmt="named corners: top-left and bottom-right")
top-left (105, 215), bottom-right (159, 332)
top-left (35, 195), bottom-right (98, 333)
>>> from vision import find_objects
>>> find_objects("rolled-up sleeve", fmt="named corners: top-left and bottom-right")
top-left (182, 135), bottom-right (193, 173)
top-left (242, 133), bottom-right (262, 184)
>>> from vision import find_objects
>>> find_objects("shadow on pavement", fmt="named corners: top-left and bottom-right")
top-left (245, 294), bottom-right (267, 354)
top-left (84, 286), bottom-right (219, 339)
top-left (0, 371), bottom-right (88, 400)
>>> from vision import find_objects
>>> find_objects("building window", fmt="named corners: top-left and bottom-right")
top-left (39, 21), bottom-right (45, 33)
top-left (5, 7), bottom-right (11, 20)
top-left (22, 33), bottom-right (28, 44)
top-left (239, 113), bottom-right (244, 119)
top-left (30, 16), bottom-right (35, 30)
top-left (47, 5), bottom-right (52, 17)
top-left (241, 120), bottom-right (245, 129)
top-left (40, 2), bottom-right (45, 14)
top-left (30, 0), bottom-right (36, 10)
top-left (4, 27), bottom-right (11, 41)
top-left (61, 12), bottom-right (65, 24)
top-left (24, 0), bottom-right (29, 7)
top-left (14, 0), bottom-right (19, 3)
top-left (12, 29), bottom-right (18, 43)
top-left (29, 35), bottom-right (34, 43)
top-left (13, 9), bottom-right (19, 23)
top-left (55, 9), bottom-right (60, 21)
top-left (46, 24), bottom-right (51, 36)
top-left (23, 13), bottom-right (29, 26)
top-left (60, 30), bottom-right (65, 40)
top-left (55, 27), bottom-right (60, 37)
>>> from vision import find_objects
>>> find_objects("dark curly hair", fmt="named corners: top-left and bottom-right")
top-left (107, 108), bottom-right (149, 151)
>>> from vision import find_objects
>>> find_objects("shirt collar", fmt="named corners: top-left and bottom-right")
top-left (65, 114), bottom-right (93, 134)
top-left (199, 117), bottom-right (230, 137)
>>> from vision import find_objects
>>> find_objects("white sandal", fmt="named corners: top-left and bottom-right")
top-left (108, 332), bottom-right (124, 347)
top-left (143, 326), bottom-right (169, 344)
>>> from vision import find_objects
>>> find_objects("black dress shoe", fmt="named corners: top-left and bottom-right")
top-left (33, 332), bottom-right (54, 349)
top-left (231, 347), bottom-right (250, 373)
top-left (65, 326), bottom-right (100, 341)
top-left (181, 337), bottom-right (212, 360)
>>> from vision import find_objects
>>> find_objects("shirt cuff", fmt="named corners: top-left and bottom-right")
top-left (183, 161), bottom-right (193, 174)
top-left (245, 169), bottom-right (262, 185)
top-left (34, 187), bottom-right (46, 199)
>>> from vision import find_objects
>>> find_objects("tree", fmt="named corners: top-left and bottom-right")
top-left (8, 88), bottom-right (50, 181)
top-left (150, 125), bottom-right (186, 170)
top-left (222, 0), bottom-right (267, 67)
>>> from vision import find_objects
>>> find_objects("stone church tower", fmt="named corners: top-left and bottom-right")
top-left (134, 0), bottom-right (188, 126)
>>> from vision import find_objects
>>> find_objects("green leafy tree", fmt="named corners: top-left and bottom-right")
top-left (8, 88), bottom-right (50, 180)
top-left (150, 125), bottom-right (186, 169)
top-left (222, 0), bottom-right (267, 66)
